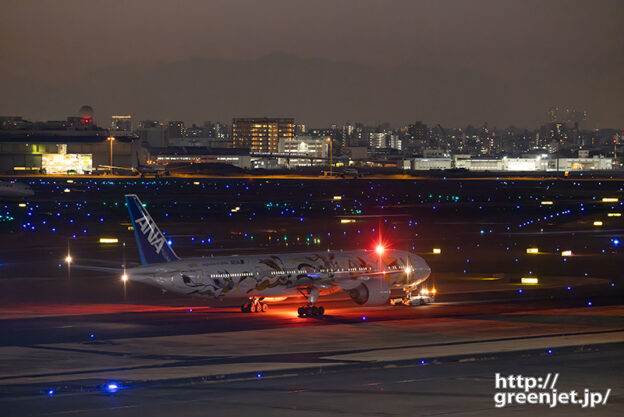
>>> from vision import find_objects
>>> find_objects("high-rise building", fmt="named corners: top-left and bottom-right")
top-left (138, 120), bottom-right (167, 148)
top-left (295, 124), bottom-right (306, 135)
top-left (185, 124), bottom-right (204, 137)
top-left (340, 124), bottom-right (354, 147)
top-left (547, 122), bottom-right (567, 144)
top-left (407, 122), bottom-right (428, 151)
top-left (167, 121), bottom-right (184, 139)
top-left (369, 132), bottom-right (386, 149)
top-left (352, 123), bottom-right (372, 148)
top-left (388, 133), bottom-right (402, 151)
top-left (111, 115), bottom-right (132, 131)
top-left (548, 106), bottom-right (560, 123)
top-left (232, 118), bottom-right (294, 152)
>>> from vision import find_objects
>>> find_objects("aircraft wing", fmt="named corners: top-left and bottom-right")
top-left (69, 258), bottom-right (138, 274)
top-left (70, 264), bottom-right (123, 273)
top-left (98, 165), bottom-right (136, 171)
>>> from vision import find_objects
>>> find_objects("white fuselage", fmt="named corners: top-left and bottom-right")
top-left (137, 164), bottom-right (166, 174)
top-left (127, 249), bottom-right (430, 299)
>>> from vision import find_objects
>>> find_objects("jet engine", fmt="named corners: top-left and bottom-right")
top-left (348, 278), bottom-right (390, 306)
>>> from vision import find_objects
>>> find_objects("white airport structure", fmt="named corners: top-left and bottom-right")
top-left (277, 135), bottom-right (328, 167)
top-left (403, 154), bottom-right (614, 171)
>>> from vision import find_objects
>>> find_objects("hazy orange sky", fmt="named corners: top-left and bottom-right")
top-left (1, 0), bottom-right (622, 127)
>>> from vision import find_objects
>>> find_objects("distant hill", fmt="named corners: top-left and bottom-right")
top-left (0, 52), bottom-right (618, 128)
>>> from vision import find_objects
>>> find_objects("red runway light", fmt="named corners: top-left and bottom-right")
top-left (375, 244), bottom-right (385, 255)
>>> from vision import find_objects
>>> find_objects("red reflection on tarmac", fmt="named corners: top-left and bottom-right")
top-left (0, 303), bottom-right (213, 319)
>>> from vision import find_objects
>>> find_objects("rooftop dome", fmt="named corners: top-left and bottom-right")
top-left (79, 105), bottom-right (94, 119)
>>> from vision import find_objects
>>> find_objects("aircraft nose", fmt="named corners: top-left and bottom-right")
top-left (409, 255), bottom-right (431, 281)
top-left (415, 265), bottom-right (431, 280)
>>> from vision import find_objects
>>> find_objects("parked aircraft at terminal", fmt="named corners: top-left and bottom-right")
top-left (106, 195), bottom-right (432, 316)
top-left (100, 153), bottom-right (168, 178)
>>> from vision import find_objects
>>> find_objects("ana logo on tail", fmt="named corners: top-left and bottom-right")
top-left (134, 215), bottom-right (166, 254)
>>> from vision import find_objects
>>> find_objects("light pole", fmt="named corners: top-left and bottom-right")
top-left (327, 137), bottom-right (333, 176)
top-left (107, 136), bottom-right (115, 174)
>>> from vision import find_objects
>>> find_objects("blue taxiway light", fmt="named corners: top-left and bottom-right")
top-left (256, 373), bottom-right (262, 378)
top-left (47, 389), bottom-right (55, 396)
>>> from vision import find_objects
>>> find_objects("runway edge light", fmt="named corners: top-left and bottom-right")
top-left (99, 237), bottom-right (119, 244)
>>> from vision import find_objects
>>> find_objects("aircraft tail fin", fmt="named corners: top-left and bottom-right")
top-left (125, 194), bottom-right (179, 265)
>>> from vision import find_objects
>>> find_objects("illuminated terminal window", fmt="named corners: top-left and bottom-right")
top-left (42, 153), bottom-right (92, 174)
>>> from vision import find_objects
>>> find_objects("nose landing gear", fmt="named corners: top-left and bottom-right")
top-left (297, 287), bottom-right (325, 317)
top-left (241, 297), bottom-right (268, 313)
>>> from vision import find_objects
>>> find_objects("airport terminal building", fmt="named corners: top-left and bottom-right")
top-left (0, 130), bottom-right (138, 174)
top-left (148, 147), bottom-right (252, 169)
top-left (403, 153), bottom-right (614, 172)
top-left (0, 109), bottom-right (139, 174)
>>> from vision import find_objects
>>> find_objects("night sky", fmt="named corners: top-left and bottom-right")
top-left (1, 0), bottom-right (622, 128)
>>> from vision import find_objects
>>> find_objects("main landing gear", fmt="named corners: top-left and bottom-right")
top-left (241, 297), bottom-right (268, 313)
top-left (297, 287), bottom-right (325, 318)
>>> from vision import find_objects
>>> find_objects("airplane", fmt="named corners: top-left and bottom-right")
top-left (118, 194), bottom-right (432, 316)
top-left (322, 168), bottom-right (361, 179)
top-left (341, 168), bottom-right (360, 178)
top-left (0, 180), bottom-right (35, 198)
top-left (100, 152), bottom-right (168, 178)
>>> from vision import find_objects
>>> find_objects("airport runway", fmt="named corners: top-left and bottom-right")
top-left (0, 284), bottom-right (622, 416)
top-left (0, 176), bottom-right (622, 415)
top-left (4, 343), bottom-right (620, 417)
